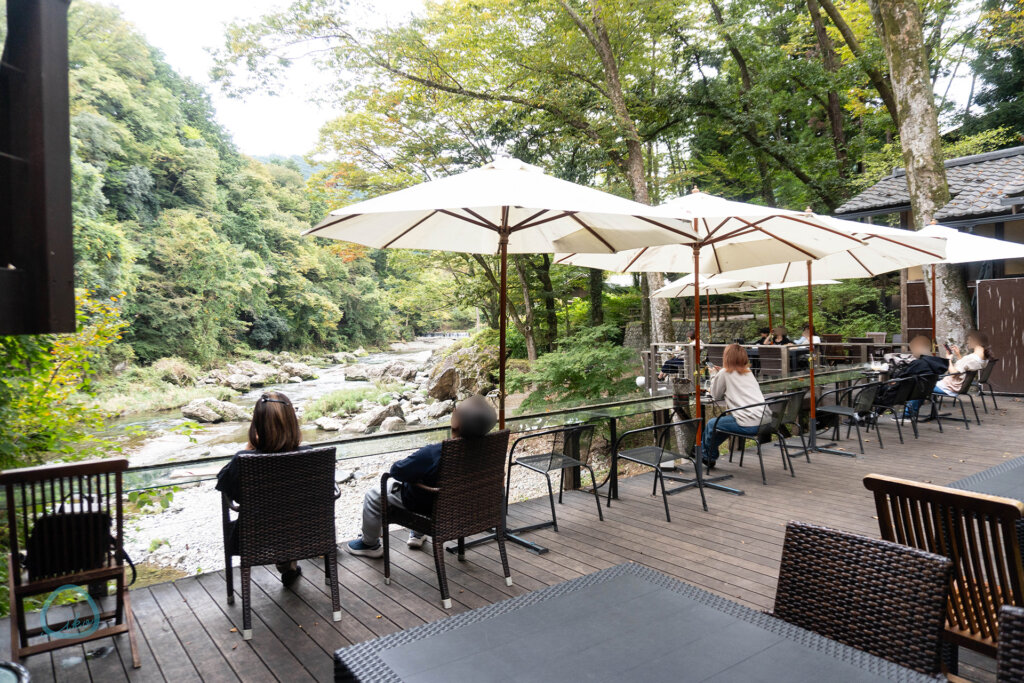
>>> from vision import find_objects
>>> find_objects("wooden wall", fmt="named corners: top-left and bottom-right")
top-left (977, 277), bottom-right (1024, 394)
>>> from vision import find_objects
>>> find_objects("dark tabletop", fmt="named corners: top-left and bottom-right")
top-left (949, 455), bottom-right (1024, 501)
top-left (334, 563), bottom-right (938, 682)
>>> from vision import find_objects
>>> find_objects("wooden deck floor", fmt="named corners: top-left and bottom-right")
top-left (6, 398), bottom-right (1023, 682)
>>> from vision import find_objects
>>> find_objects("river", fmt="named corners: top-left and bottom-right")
top-left (107, 338), bottom-right (455, 468)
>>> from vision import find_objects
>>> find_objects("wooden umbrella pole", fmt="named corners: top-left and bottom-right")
top-left (780, 288), bottom-right (786, 328)
top-left (765, 284), bottom-right (773, 331)
top-left (692, 244), bottom-right (702, 441)
top-left (706, 292), bottom-right (712, 342)
top-left (930, 265), bottom-right (938, 350)
top-left (807, 260), bottom-right (816, 423)
top-left (498, 208), bottom-right (509, 430)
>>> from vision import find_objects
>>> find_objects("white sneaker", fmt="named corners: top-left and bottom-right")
top-left (407, 532), bottom-right (426, 549)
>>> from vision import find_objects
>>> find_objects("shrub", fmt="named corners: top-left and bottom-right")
top-left (151, 357), bottom-right (199, 386)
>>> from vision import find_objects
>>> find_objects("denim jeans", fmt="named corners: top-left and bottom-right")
top-left (703, 414), bottom-right (760, 463)
top-left (904, 385), bottom-right (956, 416)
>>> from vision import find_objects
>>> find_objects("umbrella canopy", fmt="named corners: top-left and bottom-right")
top-left (918, 223), bottom-right (1024, 263)
top-left (305, 156), bottom-right (695, 253)
top-left (654, 274), bottom-right (841, 298)
top-left (304, 157), bottom-right (695, 428)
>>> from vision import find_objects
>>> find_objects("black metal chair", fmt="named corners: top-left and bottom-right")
top-left (935, 369), bottom-right (982, 429)
top-left (872, 376), bottom-right (917, 444)
top-left (505, 424), bottom-right (603, 534)
top-left (721, 398), bottom-right (793, 485)
top-left (975, 359), bottom-right (999, 413)
top-left (902, 373), bottom-right (941, 437)
top-left (607, 418), bottom-right (725, 522)
top-left (777, 390), bottom-right (809, 463)
top-left (816, 382), bottom-right (883, 453)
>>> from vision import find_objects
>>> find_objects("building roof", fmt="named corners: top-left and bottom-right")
top-left (835, 146), bottom-right (1024, 220)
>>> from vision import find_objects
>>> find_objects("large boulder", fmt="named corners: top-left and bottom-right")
top-left (281, 362), bottom-right (317, 381)
top-left (344, 364), bottom-right (371, 381)
top-left (225, 373), bottom-right (252, 391)
top-left (386, 362), bottom-right (418, 382)
top-left (343, 420), bottom-right (369, 434)
top-left (426, 366), bottom-right (459, 401)
top-left (182, 398), bottom-right (249, 423)
top-left (330, 351), bottom-right (358, 364)
top-left (362, 401), bottom-right (405, 428)
top-left (427, 344), bottom-right (498, 400)
top-left (425, 400), bottom-right (454, 419)
top-left (151, 357), bottom-right (197, 387)
top-left (380, 416), bottom-right (405, 432)
top-left (314, 416), bottom-right (346, 431)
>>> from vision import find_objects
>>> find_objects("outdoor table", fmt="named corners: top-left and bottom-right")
top-left (333, 563), bottom-right (940, 682)
top-left (949, 455), bottom-right (1024, 501)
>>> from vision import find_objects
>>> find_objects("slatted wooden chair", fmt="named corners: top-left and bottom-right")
top-left (863, 474), bottom-right (1024, 665)
top-left (774, 521), bottom-right (952, 675)
top-left (1, 458), bottom-right (140, 667)
top-left (998, 605), bottom-right (1024, 682)
top-left (381, 430), bottom-right (512, 609)
top-left (819, 333), bottom-right (848, 366)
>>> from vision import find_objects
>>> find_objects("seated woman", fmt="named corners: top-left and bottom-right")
top-left (792, 325), bottom-right (820, 346)
top-left (750, 327), bottom-right (771, 345)
top-left (702, 344), bottom-right (767, 469)
top-left (347, 395), bottom-right (498, 558)
top-left (905, 330), bottom-right (992, 415)
top-left (763, 326), bottom-right (793, 346)
top-left (657, 333), bottom-right (695, 381)
top-left (216, 391), bottom-right (304, 586)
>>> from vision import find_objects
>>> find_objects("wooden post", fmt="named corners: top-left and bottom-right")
top-left (765, 284), bottom-right (773, 330)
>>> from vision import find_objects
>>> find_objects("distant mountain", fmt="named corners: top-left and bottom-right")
top-left (254, 154), bottom-right (322, 180)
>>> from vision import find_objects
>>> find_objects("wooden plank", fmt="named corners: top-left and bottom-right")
top-left (148, 582), bottom-right (236, 682)
top-left (127, 588), bottom-right (201, 682)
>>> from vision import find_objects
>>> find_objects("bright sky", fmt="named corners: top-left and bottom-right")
top-left (106, 0), bottom-right (423, 158)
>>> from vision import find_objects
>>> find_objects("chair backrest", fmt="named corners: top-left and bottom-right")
top-left (236, 446), bottom-right (337, 565)
top-left (888, 376), bottom-right (918, 404)
top-left (866, 332), bottom-right (887, 344)
top-left (998, 605), bottom-right (1024, 682)
top-left (781, 390), bottom-right (806, 425)
top-left (511, 424), bottom-right (594, 471)
top-left (958, 369), bottom-right (979, 394)
top-left (432, 430), bottom-right (511, 540)
top-left (907, 373), bottom-right (940, 401)
top-left (820, 334), bottom-right (843, 343)
top-left (704, 344), bottom-right (726, 368)
top-left (851, 382), bottom-right (881, 412)
top-left (863, 474), bottom-right (1024, 657)
top-left (847, 336), bottom-right (872, 344)
top-left (765, 398), bottom-right (788, 433)
top-left (757, 346), bottom-right (785, 377)
top-left (979, 359), bottom-right (997, 384)
top-left (774, 521), bottom-right (952, 674)
top-left (1, 458), bottom-right (129, 586)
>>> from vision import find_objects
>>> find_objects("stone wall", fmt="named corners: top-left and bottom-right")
top-left (624, 319), bottom-right (754, 351)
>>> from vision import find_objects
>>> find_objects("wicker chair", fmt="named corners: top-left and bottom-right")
top-left (221, 446), bottom-right (341, 640)
top-left (774, 521), bottom-right (952, 675)
top-left (976, 359), bottom-right (999, 413)
top-left (863, 474), bottom-right (1024, 661)
top-left (1, 458), bottom-right (140, 667)
top-left (721, 398), bottom-right (793, 485)
top-left (381, 430), bottom-right (512, 609)
top-left (998, 605), bottom-right (1024, 682)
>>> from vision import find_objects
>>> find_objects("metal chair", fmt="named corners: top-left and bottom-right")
top-left (221, 446), bottom-right (342, 639)
top-left (935, 369), bottom-right (982, 429)
top-left (998, 605), bottom-right (1024, 682)
top-left (721, 398), bottom-right (794, 485)
top-left (777, 390), bottom-right (809, 463)
top-left (1, 458), bottom-right (141, 667)
top-left (382, 430), bottom-right (512, 608)
top-left (505, 424), bottom-right (603, 535)
top-left (976, 359), bottom-right (999, 413)
top-left (872, 376), bottom-right (917, 444)
top-left (607, 419), bottom-right (725, 522)
top-left (774, 521), bottom-right (952, 675)
top-left (902, 373), bottom-right (941, 437)
top-left (816, 382), bottom-right (883, 453)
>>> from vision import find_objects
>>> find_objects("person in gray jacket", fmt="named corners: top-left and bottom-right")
top-left (702, 344), bottom-right (767, 469)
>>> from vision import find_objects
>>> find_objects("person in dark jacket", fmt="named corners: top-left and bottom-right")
top-left (346, 395), bottom-right (498, 558)
top-left (216, 391), bottom-right (305, 586)
top-left (876, 336), bottom-right (947, 408)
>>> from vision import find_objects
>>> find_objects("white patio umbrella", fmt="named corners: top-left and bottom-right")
top-left (919, 223), bottom-right (1024, 342)
top-left (304, 157), bottom-right (696, 428)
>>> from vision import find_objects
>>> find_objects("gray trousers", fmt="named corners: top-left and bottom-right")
top-left (361, 481), bottom-right (423, 542)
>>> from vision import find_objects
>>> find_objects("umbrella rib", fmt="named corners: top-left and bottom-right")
top-left (782, 215), bottom-right (865, 243)
top-left (782, 262), bottom-right (791, 281)
top-left (554, 253), bottom-right (576, 265)
top-left (635, 215), bottom-right (700, 241)
top-left (511, 209), bottom-right (549, 230)
top-left (725, 220), bottom-right (819, 259)
top-left (848, 250), bottom-right (876, 276)
top-left (568, 214), bottom-right (616, 253)
top-left (439, 208), bottom-right (498, 230)
top-left (383, 211), bottom-right (440, 248)
top-left (863, 234), bottom-right (944, 259)
top-left (511, 211), bottom-right (570, 232)
top-left (623, 247), bottom-right (649, 272)
top-left (710, 242), bottom-right (723, 273)
top-left (704, 217), bottom-right (731, 239)
top-left (303, 213), bottom-right (358, 236)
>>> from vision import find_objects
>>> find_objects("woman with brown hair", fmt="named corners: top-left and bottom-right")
top-left (216, 391), bottom-right (305, 586)
top-left (702, 344), bottom-right (768, 469)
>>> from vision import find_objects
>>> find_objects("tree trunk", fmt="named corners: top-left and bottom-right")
top-left (513, 256), bottom-right (539, 361)
top-left (533, 255), bottom-right (558, 351)
top-left (471, 254), bottom-right (537, 360)
top-left (589, 268), bottom-right (604, 326)
top-left (807, 0), bottom-right (849, 176)
top-left (869, 0), bottom-right (972, 343)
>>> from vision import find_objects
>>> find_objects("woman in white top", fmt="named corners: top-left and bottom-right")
top-left (935, 330), bottom-right (991, 396)
top-left (702, 344), bottom-right (767, 469)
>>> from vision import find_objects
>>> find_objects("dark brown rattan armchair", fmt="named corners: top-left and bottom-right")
top-left (1, 458), bottom-right (140, 667)
top-left (221, 446), bottom-right (341, 640)
top-left (998, 605), bottom-right (1024, 682)
top-left (381, 430), bottom-right (512, 609)
top-left (774, 521), bottom-right (952, 675)
top-left (864, 474), bottom-right (1024, 663)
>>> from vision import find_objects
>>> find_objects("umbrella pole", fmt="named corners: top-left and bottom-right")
top-left (498, 211), bottom-right (509, 430)
top-left (765, 284), bottom-right (773, 331)
top-left (805, 260), bottom-right (852, 457)
top-left (692, 246), bottom-right (702, 440)
top-left (706, 292), bottom-right (712, 342)
top-left (780, 288), bottom-right (786, 328)
top-left (930, 265), bottom-right (938, 351)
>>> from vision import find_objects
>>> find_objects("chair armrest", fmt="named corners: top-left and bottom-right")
top-left (333, 483), bottom-right (342, 500)
top-left (221, 492), bottom-right (239, 512)
top-left (413, 482), bottom-right (440, 494)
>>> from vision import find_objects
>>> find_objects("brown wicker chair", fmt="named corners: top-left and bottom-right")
top-left (774, 521), bottom-right (952, 675)
top-left (863, 474), bottom-right (1024, 662)
top-left (381, 430), bottom-right (512, 609)
top-left (1, 458), bottom-right (140, 667)
top-left (221, 446), bottom-right (341, 640)
top-left (998, 605), bottom-right (1024, 682)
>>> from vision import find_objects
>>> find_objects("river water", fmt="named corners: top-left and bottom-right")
top-left (108, 338), bottom-right (453, 468)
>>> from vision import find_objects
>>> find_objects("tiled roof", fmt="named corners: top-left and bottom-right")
top-left (835, 146), bottom-right (1024, 219)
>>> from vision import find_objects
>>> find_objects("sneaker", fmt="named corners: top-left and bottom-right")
top-left (345, 538), bottom-right (383, 558)
top-left (407, 532), bottom-right (425, 550)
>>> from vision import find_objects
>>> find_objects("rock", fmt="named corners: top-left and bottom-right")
top-left (250, 370), bottom-right (287, 387)
top-left (380, 416), bottom-right (406, 432)
top-left (336, 469), bottom-right (355, 484)
top-left (343, 421), bottom-right (369, 434)
top-left (425, 400), bottom-right (454, 419)
top-left (331, 351), bottom-right (358, 364)
top-left (281, 362), bottom-right (317, 380)
top-left (353, 346), bottom-right (369, 357)
top-left (427, 366), bottom-right (459, 400)
top-left (314, 416), bottom-right (346, 431)
top-left (225, 373), bottom-right (252, 391)
top-left (362, 402), bottom-right (405, 428)
top-left (152, 357), bottom-right (197, 386)
top-left (288, 376), bottom-right (303, 383)
top-left (345, 364), bottom-right (371, 381)
top-left (427, 344), bottom-right (498, 400)
top-left (181, 398), bottom-right (249, 423)
top-left (387, 362), bottom-right (419, 382)
top-left (410, 394), bottom-right (426, 405)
